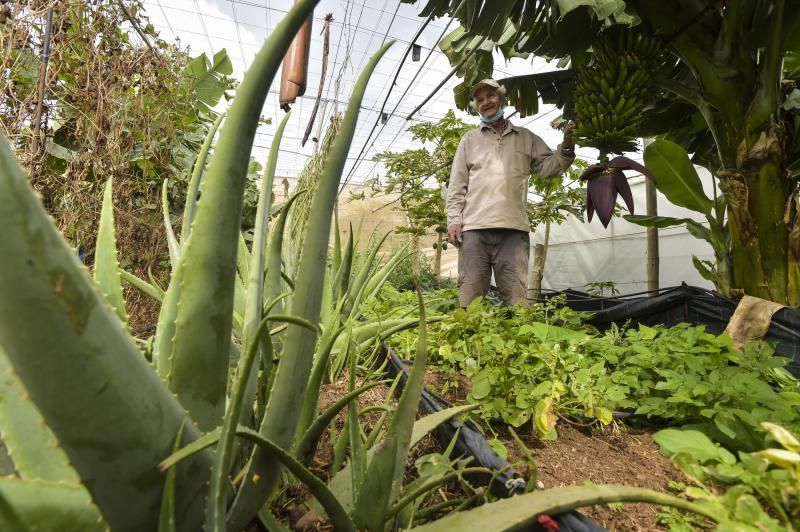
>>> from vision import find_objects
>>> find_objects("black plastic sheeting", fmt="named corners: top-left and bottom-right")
top-left (537, 283), bottom-right (800, 378)
top-left (385, 350), bottom-right (605, 532)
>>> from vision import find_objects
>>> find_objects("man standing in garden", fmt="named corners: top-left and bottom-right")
top-left (446, 78), bottom-right (576, 307)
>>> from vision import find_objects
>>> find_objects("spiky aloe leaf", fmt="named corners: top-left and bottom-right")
top-left (238, 111), bottom-right (292, 427)
top-left (265, 190), bottom-right (305, 313)
top-left (160, 425), bottom-right (356, 532)
top-left (0, 136), bottom-right (210, 531)
top-left (94, 177), bottom-right (127, 324)
top-left (359, 244), bottom-right (411, 303)
top-left (331, 223), bottom-right (354, 302)
top-left (352, 289), bottom-right (427, 530)
top-left (161, 179), bottom-right (181, 268)
top-left (236, 232), bottom-right (251, 294)
top-left (0, 346), bottom-right (82, 483)
top-left (166, 0), bottom-right (322, 432)
top-left (295, 380), bottom-right (390, 463)
top-left (119, 268), bottom-right (164, 302)
top-left (0, 478), bottom-right (105, 532)
top-left (181, 112), bottom-right (225, 244)
top-left (408, 484), bottom-right (721, 531)
top-left (316, 403), bottom-right (475, 519)
top-left (158, 422), bottom-right (186, 532)
top-left (206, 313), bottom-right (317, 531)
top-left (227, 40), bottom-right (396, 530)
top-left (343, 231), bottom-right (391, 317)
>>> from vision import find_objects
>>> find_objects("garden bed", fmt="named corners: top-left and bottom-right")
top-left (417, 364), bottom-right (688, 530)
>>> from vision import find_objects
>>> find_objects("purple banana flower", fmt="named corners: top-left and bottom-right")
top-left (580, 156), bottom-right (655, 228)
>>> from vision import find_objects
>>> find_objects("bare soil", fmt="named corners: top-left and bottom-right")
top-left (423, 365), bottom-right (689, 530)
top-left (281, 368), bottom-right (690, 531)
top-left (502, 422), bottom-right (687, 531)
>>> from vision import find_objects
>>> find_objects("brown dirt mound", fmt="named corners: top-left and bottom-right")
top-left (502, 422), bottom-right (687, 531)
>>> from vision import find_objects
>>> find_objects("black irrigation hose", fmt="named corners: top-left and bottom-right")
top-left (382, 347), bottom-right (605, 532)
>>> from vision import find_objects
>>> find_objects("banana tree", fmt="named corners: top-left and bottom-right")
top-left (408, 0), bottom-right (800, 305)
top-left (625, 139), bottom-right (732, 296)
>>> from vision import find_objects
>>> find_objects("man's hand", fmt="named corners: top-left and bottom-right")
top-left (562, 120), bottom-right (576, 150)
top-left (447, 224), bottom-right (463, 247)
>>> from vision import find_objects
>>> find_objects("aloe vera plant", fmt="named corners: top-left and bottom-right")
top-left (227, 38), bottom-right (396, 529)
top-left (0, 0), bottom-right (320, 529)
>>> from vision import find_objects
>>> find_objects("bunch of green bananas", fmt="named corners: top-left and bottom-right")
top-left (574, 30), bottom-right (665, 157)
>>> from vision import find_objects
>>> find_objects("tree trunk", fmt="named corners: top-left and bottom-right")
top-left (719, 135), bottom-right (800, 306)
top-left (410, 233), bottom-right (420, 275)
top-left (541, 220), bottom-right (551, 272)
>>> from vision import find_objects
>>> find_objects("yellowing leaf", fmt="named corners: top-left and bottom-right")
top-left (752, 449), bottom-right (800, 470)
top-left (534, 398), bottom-right (557, 436)
top-left (594, 406), bottom-right (613, 425)
top-left (760, 422), bottom-right (800, 452)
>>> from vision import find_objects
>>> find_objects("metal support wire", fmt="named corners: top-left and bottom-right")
top-left (337, 12), bottom-right (435, 195)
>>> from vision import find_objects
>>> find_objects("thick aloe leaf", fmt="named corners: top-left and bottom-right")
top-left (119, 268), bottom-right (164, 302)
top-left (206, 314), bottom-right (316, 531)
top-left (265, 190), bottom-right (305, 314)
top-left (343, 231), bottom-right (391, 316)
top-left (167, 1), bottom-right (321, 432)
top-left (409, 404), bottom-right (478, 449)
top-left (0, 136), bottom-right (211, 531)
top-left (227, 40), bottom-right (396, 530)
top-left (331, 224), bottom-right (354, 302)
top-left (238, 112), bottom-right (292, 428)
top-left (181, 112), bottom-right (225, 244)
top-left (161, 425), bottom-right (356, 532)
top-left (295, 380), bottom-right (389, 463)
top-left (94, 177), bottom-right (127, 324)
top-left (294, 317), bottom-right (346, 440)
top-left (359, 243), bottom-right (412, 305)
top-left (0, 346), bottom-right (81, 483)
top-left (236, 232), bottom-right (251, 293)
top-left (314, 403), bottom-right (480, 519)
top-left (409, 484), bottom-right (721, 531)
top-left (161, 179), bottom-right (181, 268)
top-left (353, 290), bottom-right (428, 530)
top-left (159, 422), bottom-right (186, 532)
top-left (0, 478), bottom-right (105, 532)
top-left (643, 139), bottom-right (713, 214)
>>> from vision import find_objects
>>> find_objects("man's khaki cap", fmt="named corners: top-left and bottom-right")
top-left (470, 78), bottom-right (503, 99)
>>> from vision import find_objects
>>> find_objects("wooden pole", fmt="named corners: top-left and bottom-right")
top-left (643, 139), bottom-right (659, 294)
top-left (31, 8), bottom-right (54, 155)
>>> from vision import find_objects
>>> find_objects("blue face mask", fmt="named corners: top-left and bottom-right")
top-left (479, 106), bottom-right (505, 123)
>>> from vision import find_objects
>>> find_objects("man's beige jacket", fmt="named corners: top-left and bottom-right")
top-left (446, 122), bottom-right (575, 232)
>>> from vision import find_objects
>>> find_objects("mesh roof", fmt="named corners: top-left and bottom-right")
top-left (143, 0), bottom-right (601, 187)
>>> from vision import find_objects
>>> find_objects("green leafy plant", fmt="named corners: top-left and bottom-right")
top-left (371, 292), bottom-right (800, 446)
top-left (653, 422), bottom-right (800, 530)
top-left (373, 110), bottom-right (472, 274)
top-left (625, 139), bottom-right (732, 296)
top-left (584, 280), bottom-right (620, 297)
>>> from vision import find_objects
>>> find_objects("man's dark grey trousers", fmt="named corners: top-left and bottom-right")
top-left (457, 228), bottom-right (530, 307)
